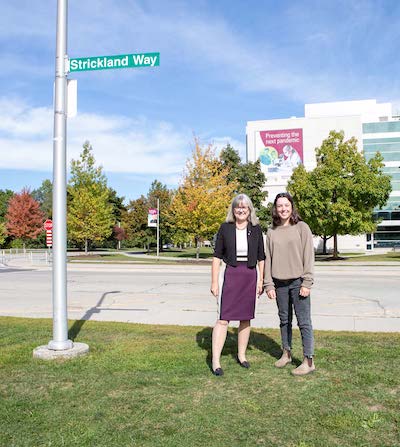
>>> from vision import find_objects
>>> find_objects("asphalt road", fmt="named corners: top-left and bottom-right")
top-left (0, 263), bottom-right (399, 332)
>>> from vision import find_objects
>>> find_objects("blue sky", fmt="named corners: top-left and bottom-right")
top-left (1, 0), bottom-right (400, 203)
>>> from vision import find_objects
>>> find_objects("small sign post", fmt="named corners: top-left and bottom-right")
top-left (44, 220), bottom-right (53, 247)
top-left (44, 219), bottom-right (53, 231)
top-left (147, 201), bottom-right (160, 257)
top-left (46, 231), bottom-right (53, 247)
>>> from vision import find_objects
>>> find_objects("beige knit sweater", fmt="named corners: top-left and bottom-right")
top-left (264, 221), bottom-right (314, 291)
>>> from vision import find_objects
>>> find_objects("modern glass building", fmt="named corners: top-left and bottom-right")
top-left (247, 99), bottom-right (400, 251)
top-left (363, 120), bottom-right (400, 249)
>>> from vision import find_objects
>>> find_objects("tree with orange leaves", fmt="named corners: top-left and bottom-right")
top-left (6, 188), bottom-right (45, 249)
top-left (169, 140), bottom-right (236, 258)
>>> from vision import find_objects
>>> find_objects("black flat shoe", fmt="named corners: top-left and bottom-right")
top-left (237, 356), bottom-right (250, 369)
top-left (212, 367), bottom-right (224, 376)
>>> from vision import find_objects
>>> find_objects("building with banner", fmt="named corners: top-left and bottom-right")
top-left (246, 99), bottom-right (400, 251)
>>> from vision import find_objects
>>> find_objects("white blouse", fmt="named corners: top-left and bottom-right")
top-left (236, 228), bottom-right (248, 257)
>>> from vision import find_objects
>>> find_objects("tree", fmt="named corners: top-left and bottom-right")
top-left (288, 130), bottom-right (392, 258)
top-left (67, 141), bottom-right (114, 253)
top-left (111, 224), bottom-right (126, 248)
top-left (220, 144), bottom-right (270, 230)
top-left (0, 189), bottom-right (14, 248)
top-left (0, 221), bottom-right (6, 247)
top-left (219, 144), bottom-right (241, 183)
top-left (123, 195), bottom-right (150, 249)
top-left (170, 140), bottom-right (236, 258)
top-left (107, 187), bottom-right (126, 223)
top-left (32, 180), bottom-right (53, 219)
top-left (5, 188), bottom-right (45, 249)
top-left (0, 189), bottom-right (14, 222)
top-left (103, 187), bottom-right (127, 249)
top-left (122, 181), bottom-right (174, 251)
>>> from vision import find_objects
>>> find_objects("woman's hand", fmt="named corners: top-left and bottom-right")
top-left (210, 282), bottom-right (219, 298)
top-left (300, 286), bottom-right (310, 297)
top-left (257, 280), bottom-right (264, 296)
top-left (267, 289), bottom-right (276, 300)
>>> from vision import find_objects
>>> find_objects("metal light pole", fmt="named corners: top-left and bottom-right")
top-left (33, 0), bottom-right (88, 359)
top-left (48, 0), bottom-right (72, 350)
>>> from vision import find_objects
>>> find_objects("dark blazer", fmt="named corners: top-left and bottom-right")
top-left (213, 222), bottom-right (266, 268)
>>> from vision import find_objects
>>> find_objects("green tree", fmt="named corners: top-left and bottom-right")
top-left (32, 179), bottom-right (53, 219)
top-left (123, 195), bottom-right (152, 249)
top-left (219, 143), bottom-right (241, 183)
top-left (0, 189), bottom-right (14, 247)
top-left (288, 130), bottom-right (392, 258)
top-left (67, 141), bottom-right (114, 253)
top-left (122, 181), bottom-right (174, 251)
top-left (0, 221), bottom-right (6, 247)
top-left (0, 189), bottom-right (14, 222)
top-left (104, 187), bottom-right (127, 249)
top-left (220, 144), bottom-right (270, 230)
top-left (170, 140), bottom-right (236, 258)
top-left (108, 187), bottom-right (126, 223)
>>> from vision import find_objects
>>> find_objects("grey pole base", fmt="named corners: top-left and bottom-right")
top-left (33, 342), bottom-right (89, 360)
top-left (48, 339), bottom-right (74, 350)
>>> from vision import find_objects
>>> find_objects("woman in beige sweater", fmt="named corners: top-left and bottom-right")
top-left (264, 192), bottom-right (316, 376)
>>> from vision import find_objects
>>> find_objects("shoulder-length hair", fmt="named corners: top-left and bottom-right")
top-left (226, 194), bottom-right (259, 226)
top-left (271, 192), bottom-right (302, 227)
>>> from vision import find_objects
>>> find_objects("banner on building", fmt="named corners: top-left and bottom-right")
top-left (256, 128), bottom-right (303, 185)
top-left (148, 208), bottom-right (158, 227)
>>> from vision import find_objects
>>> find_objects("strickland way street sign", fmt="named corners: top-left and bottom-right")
top-left (68, 52), bottom-right (160, 72)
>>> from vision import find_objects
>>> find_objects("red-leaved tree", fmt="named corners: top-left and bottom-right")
top-left (6, 188), bottom-right (45, 248)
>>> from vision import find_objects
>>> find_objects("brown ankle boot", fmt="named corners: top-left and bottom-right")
top-left (274, 351), bottom-right (292, 368)
top-left (291, 358), bottom-right (316, 376)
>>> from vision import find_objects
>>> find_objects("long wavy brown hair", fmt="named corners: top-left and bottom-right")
top-left (272, 192), bottom-right (302, 227)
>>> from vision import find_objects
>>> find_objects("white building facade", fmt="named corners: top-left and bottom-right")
top-left (246, 99), bottom-right (400, 252)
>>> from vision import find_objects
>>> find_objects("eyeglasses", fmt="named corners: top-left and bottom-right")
top-left (234, 206), bottom-right (249, 211)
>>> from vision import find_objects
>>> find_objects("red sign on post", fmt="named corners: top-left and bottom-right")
top-left (44, 219), bottom-right (53, 231)
top-left (44, 220), bottom-right (53, 247)
top-left (46, 230), bottom-right (52, 247)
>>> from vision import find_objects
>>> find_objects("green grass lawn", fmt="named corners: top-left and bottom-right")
top-left (70, 249), bottom-right (400, 264)
top-left (68, 253), bottom-right (179, 264)
top-left (338, 252), bottom-right (400, 262)
top-left (1, 317), bottom-right (399, 447)
top-left (152, 247), bottom-right (214, 259)
top-left (314, 252), bottom-right (400, 263)
top-left (68, 248), bottom-right (214, 264)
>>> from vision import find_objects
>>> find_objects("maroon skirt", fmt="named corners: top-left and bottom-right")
top-left (219, 262), bottom-right (257, 321)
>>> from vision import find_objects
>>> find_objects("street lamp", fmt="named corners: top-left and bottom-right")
top-left (33, 0), bottom-right (88, 360)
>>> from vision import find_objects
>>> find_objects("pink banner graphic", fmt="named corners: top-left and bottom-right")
top-left (148, 208), bottom-right (158, 227)
top-left (258, 128), bottom-right (303, 176)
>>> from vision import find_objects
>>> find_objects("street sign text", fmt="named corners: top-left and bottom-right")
top-left (68, 52), bottom-right (160, 72)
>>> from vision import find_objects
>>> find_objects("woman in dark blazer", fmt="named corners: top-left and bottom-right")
top-left (210, 194), bottom-right (265, 376)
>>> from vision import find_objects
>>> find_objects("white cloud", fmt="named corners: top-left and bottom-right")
top-left (3, 0), bottom-right (399, 104)
top-left (0, 97), bottom-right (241, 179)
top-left (60, 0), bottom-right (392, 103)
top-left (0, 98), bottom-right (52, 137)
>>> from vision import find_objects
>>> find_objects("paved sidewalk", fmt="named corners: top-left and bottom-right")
top-left (1, 258), bottom-right (400, 332)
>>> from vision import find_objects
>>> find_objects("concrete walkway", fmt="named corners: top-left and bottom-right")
top-left (1, 257), bottom-right (399, 332)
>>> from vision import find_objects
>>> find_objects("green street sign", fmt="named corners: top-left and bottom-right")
top-left (68, 52), bottom-right (160, 72)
